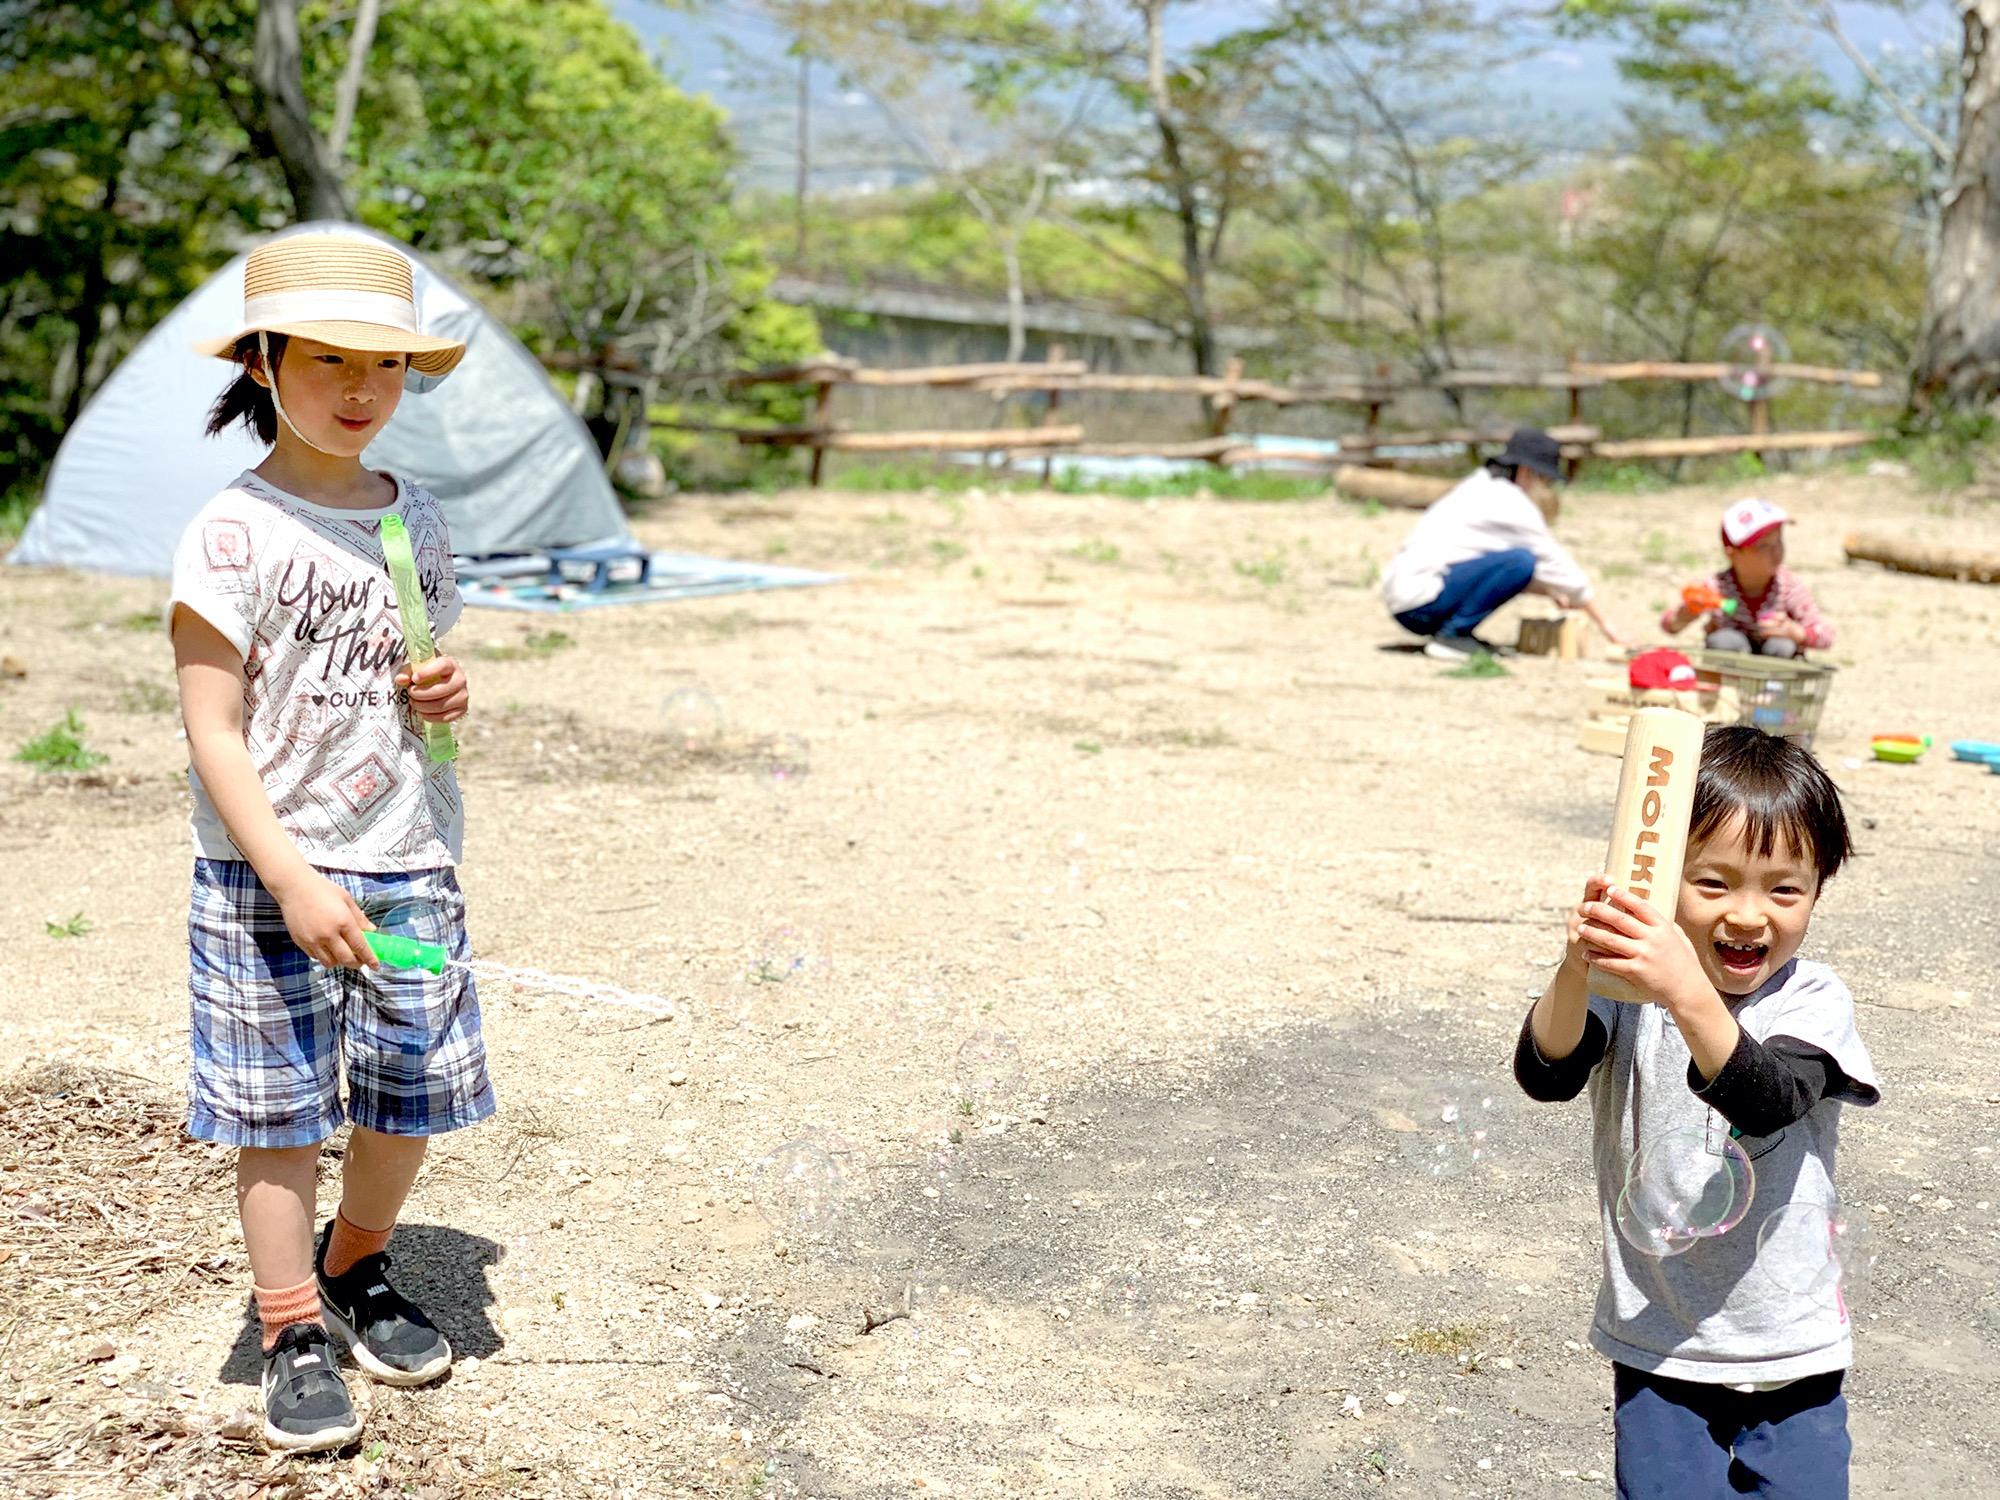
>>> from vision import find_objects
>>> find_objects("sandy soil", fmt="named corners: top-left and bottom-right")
top-left (2, 468), bottom-right (1998, 1498)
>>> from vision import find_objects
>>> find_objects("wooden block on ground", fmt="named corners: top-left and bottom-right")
top-left (1591, 684), bottom-right (1685, 715)
top-left (1517, 615), bottom-right (1586, 658)
top-left (1580, 716), bottom-right (1633, 756)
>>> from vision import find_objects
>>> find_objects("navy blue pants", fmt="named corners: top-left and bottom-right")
top-left (1613, 1364), bottom-right (1849, 1500)
top-left (1393, 546), bottom-right (1536, 640)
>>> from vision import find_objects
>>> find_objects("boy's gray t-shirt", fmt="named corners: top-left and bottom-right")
top-left (1584, 957), bottom-right (1880, 1384)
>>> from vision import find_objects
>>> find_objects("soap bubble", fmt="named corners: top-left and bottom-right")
top-left (1615, 1126), bottom-right (1755, 1257)
top-left (954, 1026), bottom-right (1025, 1107)
top-left (662, 686), bottom-right (723, 752)
top-left (1717, 324), bottom-right (1790, 402)
top-left (753, 733), bottom-right (811, 789)
top-left (745, 924), bottom-right (832, 989)
top-left (909, 1116), bottom-right (964, 1187)
top-left (1395, 1084), bottom-right (1499, 1181)
top-left (752, 1135), bottom-right (851, 1241)
top-left (1756, 1201), bottom-right (1875, 1309)
top-left (1056, 829), bottom-right (1092, 894)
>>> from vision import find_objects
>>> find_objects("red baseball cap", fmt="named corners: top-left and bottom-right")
top-left (1629, 648), bottom-right (1698, 691)
top-left (1720, 497), bottom-right (1790, 549)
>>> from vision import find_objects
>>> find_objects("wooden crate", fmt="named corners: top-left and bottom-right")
top-left (1577, 677), bottom-right (1743, 755)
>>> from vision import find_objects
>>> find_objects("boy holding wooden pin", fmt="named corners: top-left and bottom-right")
top-left (1516, 714), bottom-right (1880, 1499)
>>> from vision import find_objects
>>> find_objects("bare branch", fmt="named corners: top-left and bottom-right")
top-left (1794, 0), bottom-right (1952, 166)
top-left (1045, 210), bottom-right (1185, 299)
top-left (327, 0), bottom-right (381, 162)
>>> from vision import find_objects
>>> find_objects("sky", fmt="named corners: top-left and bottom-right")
top-left (608, 0), bottom-right (1957, 191)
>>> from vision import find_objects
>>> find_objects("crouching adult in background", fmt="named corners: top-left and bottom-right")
top-left (1380, 428), bottom-right (1627, 661)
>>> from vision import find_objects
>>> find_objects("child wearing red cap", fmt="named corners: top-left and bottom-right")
top-left (1661, 499), bottom-right (1832, 658)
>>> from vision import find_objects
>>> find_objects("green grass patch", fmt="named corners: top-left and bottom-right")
top-left (1068, 537), bottom-right (1122, 565)
top-left (475, 629), bottom-right (576, 662)
top-left (0, 487), bottom-right (37, 548)
top-left (1441, 651), bottom-right (1510, 679)
top-left (826, 458), bottom-right (1335, 504)
top-left (118, 679), bottom-right (177, 715)
top-left (1575, 463), bottom-right (1676, 497)
top-left (1073, 739), bottom-right (1104, 756)
top-left (1232, 556), bottom-right (1286, 587)
top-left (1390, 1323), bottom-right (1486, 1358)
top-left (1862, 409), bottom-right (1998, 492)
top-left (1057, 468), bottom-right (1332, 503)
top-left (928, 539), bottom-right (969, 565)
top-left (14, 710), bottom-right (107, 772)
top-left (1152, 728), bottom-right (1224, 752)
top-left (44, 912), bottom-right (91, 939)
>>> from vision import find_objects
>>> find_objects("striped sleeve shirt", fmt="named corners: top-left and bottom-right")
top-left (1661, 565), bottom-right (1833, 649)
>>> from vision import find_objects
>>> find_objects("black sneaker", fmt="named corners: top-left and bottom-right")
top-left (261, 1323), bottom-right (362, 1453)
top-left (314, 1221), bottom-right (452, 1387)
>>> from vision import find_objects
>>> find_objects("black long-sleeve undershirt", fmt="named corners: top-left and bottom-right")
top-left (1512, 1007), bottom-right (1863, 1138)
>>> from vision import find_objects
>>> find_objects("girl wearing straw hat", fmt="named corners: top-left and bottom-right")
top-left (169, 234), bottom-right (486, 1451)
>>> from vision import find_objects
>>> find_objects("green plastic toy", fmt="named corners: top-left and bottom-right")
top-left (365, 931), bottom-right (448, 973)
top-left (363, 932), bottom-right (679, 1018)
top-left (380, 513), bottom-right (456, 764)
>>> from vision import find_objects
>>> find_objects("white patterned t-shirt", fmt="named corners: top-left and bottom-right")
top-left (168, 469), bottom-right (464, 872)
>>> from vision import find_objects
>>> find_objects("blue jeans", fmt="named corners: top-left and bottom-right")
top-left (1393, 547), bottom-right (1536, 639)
top-left (1613, 1364), bottom-right (1849, 1500)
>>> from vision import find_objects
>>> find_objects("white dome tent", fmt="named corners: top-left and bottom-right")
top-left (10, 221), bottom-right (628, 573)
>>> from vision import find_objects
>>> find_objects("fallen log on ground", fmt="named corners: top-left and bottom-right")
top-left (1843, 532), bottom-right (2000, 584)
top-left (1327, 466), bottom-right (1453, 509)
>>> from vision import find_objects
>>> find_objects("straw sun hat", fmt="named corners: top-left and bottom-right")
top-left (195, 234), bottom-right (466, 384)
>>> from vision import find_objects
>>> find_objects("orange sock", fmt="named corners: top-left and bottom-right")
top-left (323, 1207), bottom-right (394, 1278)
top-left (254, 1277), bottom-right (323, 1352)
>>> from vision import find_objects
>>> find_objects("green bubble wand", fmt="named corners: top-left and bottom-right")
top-left (380, 513), bottom-right (456, 764)
top-left (365, 931), bottom-right (680, 1019)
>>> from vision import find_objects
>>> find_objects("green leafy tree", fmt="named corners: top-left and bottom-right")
top-left (0, 2), bottom-right (278, 508)
top-left (1560, 0), bottom-right (1995, 412)
top-left (0, 0), bottom-right (816, 509)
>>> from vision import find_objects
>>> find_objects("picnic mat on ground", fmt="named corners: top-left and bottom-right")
top-left (457, 551), bottom-right (841, 612)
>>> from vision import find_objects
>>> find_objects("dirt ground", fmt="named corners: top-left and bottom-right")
top-left (2, 467), bottom-right (1998, 1499)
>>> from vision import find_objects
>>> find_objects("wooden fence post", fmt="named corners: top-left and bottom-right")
top-left (1748, 340), bottom-right (1773, 465)
top-left (1363, 362), bottom-right (1392, 468)
top-left (1207, 356), bottom-right (1244, 468)
top-left (1565, 351), bottom-right (1585, 481)
top-left (806, 376), bottom-right (834, 487)
top-left (1040, 342), bottom-right (1066, 487)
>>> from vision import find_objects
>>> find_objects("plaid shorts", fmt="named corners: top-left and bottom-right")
top-left (187, 858), bottom-right (496, 1148)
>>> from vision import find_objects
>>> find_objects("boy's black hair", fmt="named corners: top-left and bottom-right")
top-left (1689, 725), bottom-right (1853, 888)
top-left (1484, 459), bottom-right (1520, 483)
top-left (204, 333), bottom-right (286, 445)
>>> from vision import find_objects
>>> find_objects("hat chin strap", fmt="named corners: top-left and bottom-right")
top-left (258, 331), bottom-right (341, 457)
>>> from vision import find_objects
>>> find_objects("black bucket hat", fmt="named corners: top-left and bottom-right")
top-left (1494, 427), bottom-right (1564, 482)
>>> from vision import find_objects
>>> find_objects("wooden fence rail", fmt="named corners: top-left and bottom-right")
top-left (560, 349), bottom-right (1884, 486)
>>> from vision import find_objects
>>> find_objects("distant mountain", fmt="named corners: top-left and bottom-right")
top-left (608, 0), bottom-right (1951, 194)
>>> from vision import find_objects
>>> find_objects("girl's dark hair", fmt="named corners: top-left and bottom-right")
top-left (1485, 460), bottom-right (1520, 483)
top-left (204, 334), bottom-right (286, 444)
top-left (1689, 725), bottom-right (1853, 888)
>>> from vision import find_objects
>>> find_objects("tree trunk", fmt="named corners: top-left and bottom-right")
top-left (253, 0), bottom-right (349, 220)
top-left (1915, 3), bottom-right (2000, 410)
top-left (1138, 0), bottom-right (1219, 379)
top-left (57, 119), bottom-right (138, 435)
top-left (1001, 241), bottom-right (1027, 364)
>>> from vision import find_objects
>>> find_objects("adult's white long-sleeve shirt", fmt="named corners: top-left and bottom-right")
top-left (1379, 468), bottom-right (1594, 616)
